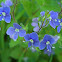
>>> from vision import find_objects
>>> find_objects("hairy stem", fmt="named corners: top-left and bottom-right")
top-left (11, 0), bottom-right (17, 22)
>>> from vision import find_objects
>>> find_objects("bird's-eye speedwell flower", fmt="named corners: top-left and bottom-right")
top-left (44, 49), bottom-right (54, 56)
top-left (40, 11), bottom-right (45, 17)
top-left (24, 32), bottom-right (39, 47)
top-left (39, 34), bottom-right (55, 52)
top-left (31, 18), bottom-right (39, 32)
top-left (0, 7), bottom-right (11, 23)
top-left (57, 18), bottom-right (62, 33)
top-left (1, 0), bottom-right (13, 7)
top-left (49, 11), bottom-right (59, 29)
top-left (6, 23), bottom-right (26, 41)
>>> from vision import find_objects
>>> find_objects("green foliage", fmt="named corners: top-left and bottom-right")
top-left (0, 0), bottom-right (62, 62)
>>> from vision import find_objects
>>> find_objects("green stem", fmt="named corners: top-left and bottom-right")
top-left (49, 55), bottom-right (53, 62)
top-left (0, 21), bottom-right (5, 62)
top-left (18, 49), bottom-right (27, 62)
top-left (1, 21), bottom-right (5, 50)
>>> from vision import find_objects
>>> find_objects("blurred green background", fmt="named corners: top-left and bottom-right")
top-left (0, 0), bottom-right (62, 62)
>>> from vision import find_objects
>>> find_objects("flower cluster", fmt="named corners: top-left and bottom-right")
top-left (0, 0), bottom-right (61, 56)
top-left (0, 0), bottom-right (12, 23)
top-left (49, 11), bottom-right (62, 33)
top-left (1, 0), bottom-right (13, 7)
top-left (31, 11), bottom-right (47, 32)
top-left (6, 10), bottom-right (60, 56)
top-left (49, 11), bottom-right (59, 29)
top-left (24, 33), bottom-right (59, 56)
top-left (31, 11), bottom-right (62, 33)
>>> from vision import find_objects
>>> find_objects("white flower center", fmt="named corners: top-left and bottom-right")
top-left (2, 12), bottom-right (6, 16)
top-left (46, 41), bottom-right (50, 45)
top-left (15, 29), bottom-right (19, 32)
top-left (47, 49), bottom-right (49, 51)
top-left (59, 20), bottom-right (61, 23)
top-left (2, 18), bottom-right (4, 21)
top-left (30, 39), bottom-right (33, 43)
top-left (55, 19), bottom-right (57, 22)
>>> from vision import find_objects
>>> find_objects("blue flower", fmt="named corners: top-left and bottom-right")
top-left (49, 11), bottom-right (58, 19)
top-left (51, 35), bottom-right (60, 44)
top-left (31, 18), bottom-right (39, 32)
top-left (49, 11), bottom-right (59, 29)
top-left (40, 11), bottom-right (45, 16)
top-left (30, 47), bottom-right (36, 52)
top-left (1, 0), bottom-right (13, 7)
top-left (0, 7), bottom-right (11, 23)
top-left (39, 34), bottom-right (55, 52)
top-left (57, 18), bottom-right (62, 33)
top-left (44, 49), bottom-right (54, 56)
top-left (24, 32), bottom-right (39, 47)
top-left (6, 23), bottom-right (26, 41)
top-left (44, 35), bottom-right (59, 56)
top-left (31, 11), bottom-right (49, 32)
top-left (31, 17), bottom-right (45, 32)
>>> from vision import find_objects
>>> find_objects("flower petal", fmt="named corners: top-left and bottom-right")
top-left (49, 21), bottom-right (56, 29)
top-left (54, 19), bottom-right (60, 26)
top-left (10, 32), bottom-right (18, 41)
top-left (3, 7), bottom-right (10, 14)
top-left (33, 40), bottom-right (39, 47)
top-left (31, 22), bottom-right (38, 27)
top-left (61, 18), bottom-right (62, 22)
top-left (32, 18), bottom-right (38, 22)
top-left (1, 2), bottom-right (6, 7)
top-left (57, 26), bottom-right (61, 33)
top-left (19, 29), bottom-right (26, 37)
top-left (24, 34), bottom-right (30, 41)
top-left (0, 16), bottom-right (3, 21)
top-left (5, 0), bottom-right (13, 6)
top-left (44, 49), bottom-right (54, 56)
top-left (33, 26), bottom-right (39, 32)
top-left (0, 7), bottom-right (3, 14)
top-left (13, 23), bottom-right (22, 29)
top-left (47, 45), bottom-right (51, 52)
top-left (4, 15), bottom-right (11, 23)
top-left (6, 27), bottom-right (15, 36)
top-left (30, 47), bottom-right (36, 52)
top-left (44, 49), bottom-right (48, 54)
top-left (30, 32), bottom-right (38, 40)
top-left (28, 42), bottom-right (32, 47)
top-left (51, 35), bottom-right (60, 44)
top-left (49, 11), bottom-right (58, 19)
top-left (40, 11), bottom-right (45, 16)
top-left (43, 34), bottom-right (55, 44)
top-left (44, 49), bottom-right (51, 56)
top-left (39, 41), bottom-right (46, 50)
